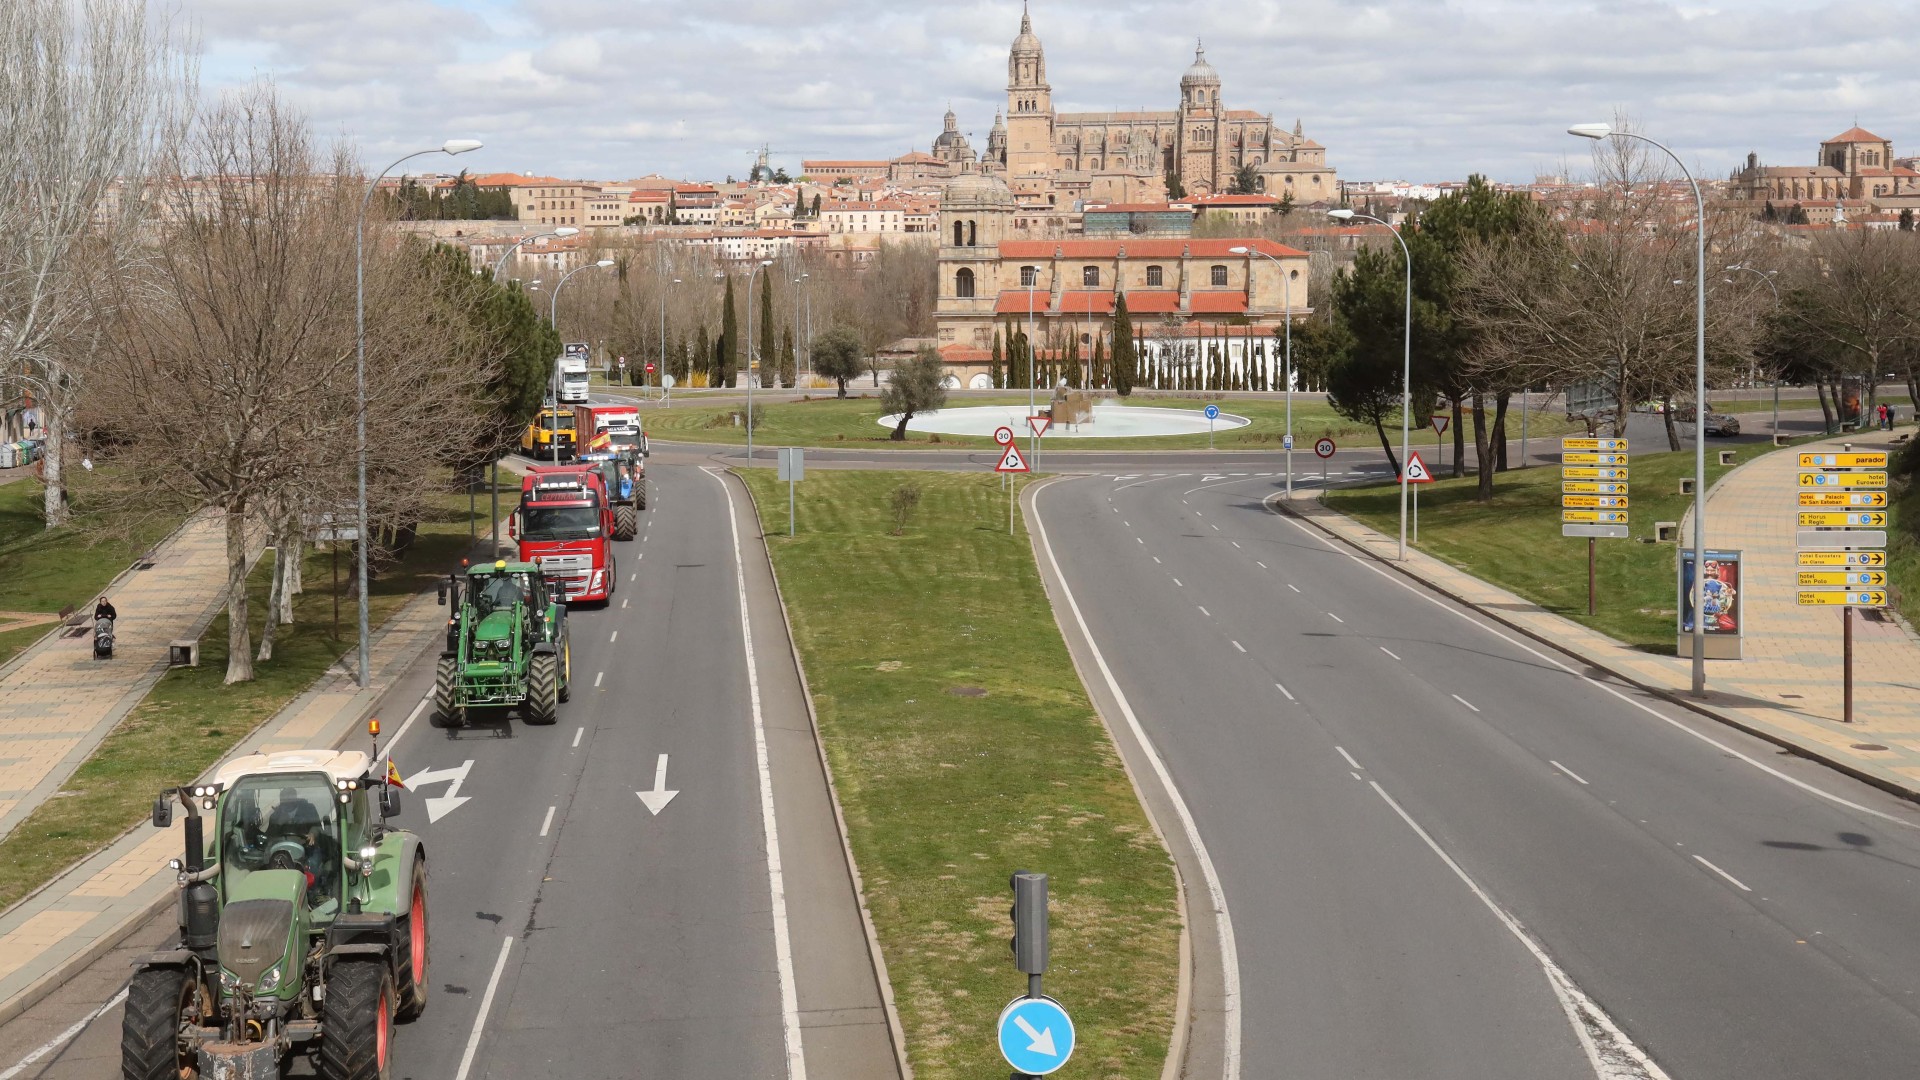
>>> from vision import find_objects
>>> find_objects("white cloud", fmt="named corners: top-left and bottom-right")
top-left (188, 0), bottom-right (1920, 183)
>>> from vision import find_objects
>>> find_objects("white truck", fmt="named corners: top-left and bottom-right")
top-left (558, 342), bottom-right (592, 404)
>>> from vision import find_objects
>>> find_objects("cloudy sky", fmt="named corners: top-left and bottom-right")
top-left (191, 0), bottom-right (1920, 184)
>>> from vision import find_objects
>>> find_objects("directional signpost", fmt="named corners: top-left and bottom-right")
top-left (997, 442), bottom-right (1030, 534)
top-left (1563, 437), bottom-right (1629, 615)
top-left (1794, 448), bottom-right (1888, 722)
top-left (1204, 403), bottom-right (1220, 449)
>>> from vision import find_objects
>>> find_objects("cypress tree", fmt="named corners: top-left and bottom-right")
top-left (780, 326), bottom-right (797, 388)
top-left (695, 324), bottom-right (711, 387)
top-left (720, 275), bottom-right (739, 387)
top-left (1091, 334), bottom-right (1105, 389)
top-left (990, 330), bottom-right (1004, 389)
top-left (1112, 295), bottom-right (1135, 397)
top-left (758, 274), bottom-right (775, 387)
top-left (1065, 333), bottom-right (1082, 388)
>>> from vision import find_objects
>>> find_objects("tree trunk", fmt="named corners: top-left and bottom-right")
top-left (1492, 391), bottom-right (1511, 471)
top-left (224, 507), bottom-right (255, 684)
top-left (1450, 396), bottom-right (1466, 478)
top-left (41, 400), bottom-right (69, 528)
top-left (1472, 393), bottom-right (1494, 502)
top-left (836, 377), bottom-right (848, 400)
top-left (1374, 416), bottom-right (1400, 478)
top-left (1661, 395), bottom-right (1681, 451)
top-left (890, 412), bottom-right (912, 441)
top-left (257, 543), bottom-right (283, 663)
top-left (1816, 381), bottom-right (1834, 431)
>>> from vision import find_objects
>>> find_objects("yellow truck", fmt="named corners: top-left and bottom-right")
top-left (520, 407), bottom-right (577, 460)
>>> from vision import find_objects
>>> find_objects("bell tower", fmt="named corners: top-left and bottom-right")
top-left (1004, 3), bottom-right (1054, 178)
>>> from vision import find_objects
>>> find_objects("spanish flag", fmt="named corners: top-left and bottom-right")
top-left (589, 430), bottom-right (613, 451)
top-left (386, 758), bottom-right (406, 790)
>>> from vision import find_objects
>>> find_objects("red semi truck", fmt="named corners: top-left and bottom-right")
top-left (512, 467), bottom-right (617, 604)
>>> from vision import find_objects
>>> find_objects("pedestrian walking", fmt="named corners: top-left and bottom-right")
top-left (1877, 403), bottom-right (1888, 430)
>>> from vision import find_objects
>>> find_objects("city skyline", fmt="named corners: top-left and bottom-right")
top-left (193, 0), bottom-right (1920, 185)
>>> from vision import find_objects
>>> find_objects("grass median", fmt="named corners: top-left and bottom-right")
top-left (0, 472), bottom-right (182, 616)
top-left (649, 392), bottom-right (1579, 453)
top-left (0, 478), bottom-right (511, 914)
top-left (1324, 442), bottom-right (1797, 652)
top-left (740, 468), bottom-right (1180, 1080)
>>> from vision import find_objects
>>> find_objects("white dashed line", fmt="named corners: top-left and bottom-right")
top-left (1379, 646), bottom-right (1400, 660)
top-left (1326, 613), bottom-right (1343, 623)
top-left (1123, 520), bottom-right (1131, 527)
top-left (622, 598), bottom-right (629, 608)
top-left (453, 937), bottom-right (516, 1080)
top-left (1336, 746), bottom-right (1362, 770)
top-left (1212, 524), bottom-right (1221, 531)
top-left (594, 671), bottom-right (604, 687)
top-left (1275, 682), bottom-right (1296, 701)
top-left (1257, 562), bottom-right (1267, 569)
top-left (1693, 854), bottom-right (1752, 892)
top-left (540, 805), bottom-right (556, 837)
top-left (609, 631), bottom-right (618, 643)
top-left (1198, 606), bottom-right (1211, 617)
top-left (1287, 583), bottom-right (1300, 592)
top-left (1451, 694), bottom-right (1480, 712)
top-left (1231, 541), bottom-right (1241, 549)
top-left (1232, 640), bottom-right (1246, 652)
top-left (1137, 537), bottom-right (1145, 544)
top-left (1173, 578), bottom-right (1183, 587)
top-left (629, 573), bottom-right (636, 582)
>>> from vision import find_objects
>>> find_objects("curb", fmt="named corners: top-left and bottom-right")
top-left (731, 469), bottom-right (913, 1080)
top-left (1271, 492), bottom-right (1920, 808)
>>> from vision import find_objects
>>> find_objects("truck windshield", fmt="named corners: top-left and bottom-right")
top-left (220, 774), bottom-right (341, 915)
top-left (540, 412), bottom-right (574, 432)
top-left (522, 505), bottom-right (601, 540)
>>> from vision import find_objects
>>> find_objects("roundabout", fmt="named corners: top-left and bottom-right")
top-left (877, 403), bottom-right (1252, 439)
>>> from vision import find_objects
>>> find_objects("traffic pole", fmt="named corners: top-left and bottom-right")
top-left (1844, 608), bottom-right (1854, 723)
top-left (1588, 538), bottom-right (1596, 617)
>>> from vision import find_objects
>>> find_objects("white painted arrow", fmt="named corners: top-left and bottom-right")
top-left (636, 754), bottom-right (678, 815)
top-left (408, 760), bottom-right (475, 823)
top-left (1013, 1014), bottom-right (1057, 1057)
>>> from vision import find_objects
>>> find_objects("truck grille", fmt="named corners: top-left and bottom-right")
top-left (535, 554), bottom-right (593, 574)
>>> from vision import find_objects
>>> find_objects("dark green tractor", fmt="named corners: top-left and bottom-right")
top-left (431, 559), bottom-right (571, 727)
top-left (123, 745), bottom-right (428, 1080)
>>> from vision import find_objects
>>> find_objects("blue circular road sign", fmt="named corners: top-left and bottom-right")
top-left (1204, 404), bottom-right (1221, 420)
top-left (997, 996), bottom-right (1075, 1075)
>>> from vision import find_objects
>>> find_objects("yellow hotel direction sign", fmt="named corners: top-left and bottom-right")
top-left (1797, 590), bottom-right (1888, 607)
top-left (1562, 495), bottom-right (1629, 509)
top-left (1563, 452), bottom-right (1629, 465)
top-left (1798, 570), bottom-right (1887, 587)
top-left (1562, 467), bottom-right (1629, 480)
top-left (1563, 510), bottom-right (1629, 523)
top-left (1562, 437), bottom-right (1628, 452)
top-left (1797, 550), bottom-right (1887, 567)
top-left (1798, 471), bottom-right (1888, 488)
top-left (1563, 481), bottom-right (1629, 495)
top-left (1800, 452), bottom-right (1887, 469)
top-left (1798, 491), bottom-right (1888, 508)
top-left (1798, 510), bottom-right (1888, 527)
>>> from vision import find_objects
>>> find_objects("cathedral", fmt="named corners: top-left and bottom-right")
top-left (934, 4), bottom-right (1339, 207)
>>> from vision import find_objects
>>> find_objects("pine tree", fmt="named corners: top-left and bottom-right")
top-left (990, 330), bottom-right (1004, 389)
top-left (720, 275), bottom-right (739, 387)
top-left (1111, 294), bottom-right (1135, 396)
top-left (758, 274), bottom-right (775, 387)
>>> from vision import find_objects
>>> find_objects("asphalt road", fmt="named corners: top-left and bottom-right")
top-left (0, 462), bottom-right (897, 1080)
top-left (1031, 469), bottom-right (1920, 1078)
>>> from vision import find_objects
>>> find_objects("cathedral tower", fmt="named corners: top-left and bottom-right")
top-left (1174, 42), bottom-right (1223, 194)
top-left (1004, 3), bottom-right (1054, 178)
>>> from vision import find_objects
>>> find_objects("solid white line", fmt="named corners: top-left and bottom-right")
top-left (1452, 693), bottom-right (1480, 712)
top-left (1551, 760), bottom-right (1589, 785)
top-left (1326, 612), bottom-right (1343, 623)
top-left (609, 630), bottom-right (618, 643)
top-left (594, 671), bottom-right (604, 688)
top-left (708, 467), bottom-right (808, 1080)
top-left (1031, 485), bottom-right (1242, 1079)
top-left (453, 936), bottom-right (515, 1080)
top-left (1379, 646), bottom-right (1400, 660)
top-left (539, 805), bottom-right (556, 837)
top-left (572, 727), bottom-right (584, 748)
top-left (1287, 583), bottom-right (1300, 592)
top-left (1275, 682), bottom-right (1296, 701)
top-left (0, 986), bottom-right (129, 1080)
top-left (1232, 640), bottom-right (1246, 653)
top-left (1198, 606), bottom-right (1211, 617)
top-left (385, 693), bottom-right (434, 755)
top-left (1692, 854), bottom-right (1752, 892)
top-left (1369, 781), bottom-right (1669, 1079)
top-left (1336, 745), bottom-right (1362, 770)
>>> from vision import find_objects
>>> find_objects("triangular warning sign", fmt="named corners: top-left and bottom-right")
top-left (995, 443), bottom-right (1031, 473)
top-left (1402, 451), bottom-right (1436, 484)
top-left (1028, 415), bottom-right (1052, 437)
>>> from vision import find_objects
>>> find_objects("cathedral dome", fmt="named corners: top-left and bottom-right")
top-left (1180, 42), bottom-right (1221, 88)
top-left (941, 172), bottom-right (1015, 211)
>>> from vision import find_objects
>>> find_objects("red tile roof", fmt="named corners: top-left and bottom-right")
top-left (937, 344), bottom-right (990, 362)
top-left (1191, 194), bottom-right (1279, 206)
top-left (1085, 203), bottom-right (1190, 213)
top-left (1189, 292), bottom-right (1250, 313)
top-left (988, 289), bottom-right (1251, 316)
top-left (1826, 126), bottom-right (1888, 144)
top-left (997, 238), bottom-right (1305, 259)
top-left (994, 291), bottom-right (1053, 315)
top-left (1123, 292), bottom-right (1181, 314)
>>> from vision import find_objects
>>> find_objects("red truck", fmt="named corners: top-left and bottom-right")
top-left (511, 467), bottom-right (617, 604)
top-left (573, 403), bottom-right (647, 459)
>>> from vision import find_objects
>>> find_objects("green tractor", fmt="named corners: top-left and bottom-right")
top-left (432, 559), bottom-right (571, 727)
top-left (123, 744), bottom-right (428, 1080)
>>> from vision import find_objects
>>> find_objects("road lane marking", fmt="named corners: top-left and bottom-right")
top-left (539, 805), bottom-right (555, 836)
top-left (1336, 746), bottom-right (1361, 770)
top-left (1195, 511), bottom-right (1203, 517)
top-left (1137, 537), bottom-right (1144, 544)
top-left (629, 573), bottom-right (636, 582)
top-left (1257, 562), bottom-right (1267, 569)
top-left (1231, 541), bottom-right (1241, 549)
top-left (0, 985), bottom-right (129, 1080)
top-left (1368, 781), bottom-right (1669, 1079)
top-left (1232, 640), bottom-right (1246, 652)
top-left (1551, 761), bottom-right (1589, 785)
top-left (1287, 583), bottom-right (1300, 592)
top-left (1123, 520), bottom-right (1131, 527)
top-left (572, 727), bottom-right (584, 748)
top-left (1152, 556), bottom-right (1162, 564)
top-left (1693, 854), bottom-right (1752, 892)
top-left (1451, 694), bottom-right (1480, 712)
top-left (1326, 612), bottom-right (1343, 623)
top-left (385, 693), bottom-right (434, 755)
top-left (1379, 646), bottom-right (1400, 660)
top-left (609, 631), bottom-right (618, 643)
top-left (1173, 578), bottom-right (1183, 587)
top-left (622, 598), bottom-right (629, 608)
top-left (1198, 606), bottom-right (1211, 617)
top-left (453, 936), bottom-right (516, 1080)
top-left (1275, 682), bottom-right (1296, 701)
top-left (1030, 482), bottom-right (1242, 1079)
top-left (594, 671), bottom-right (604, 688)
top-left (1351, 771), bottom-right (1365, 781)
top-left (1212, 524), bottom-right (1221, 531)
top-left (709, 467), bottom-right (809, 1079)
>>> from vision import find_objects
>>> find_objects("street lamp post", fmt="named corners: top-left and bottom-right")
top-left (1026, 276), bottom-right (1039, 465)
top-left (1231, 245), bottom-right (1297, 500)
top-left (1326, 209), bottom-right (1413, 560)
top-left (1571, 121), bottom-right (1709, 695)
top-left (354, 137), bottom-right (481, 689)
top-left (744, 258), bottom-right (774, 463)
top-left (1726, 264), bottom-right (1781, 433)
top-left (550, 259), bottom-right (616, 463)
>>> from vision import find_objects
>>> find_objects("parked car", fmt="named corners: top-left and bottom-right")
top-left (1673, 405), bottom-right (1740, 436)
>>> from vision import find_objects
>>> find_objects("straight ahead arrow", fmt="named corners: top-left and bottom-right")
top-left (637, 753), bottom-right (679, 815)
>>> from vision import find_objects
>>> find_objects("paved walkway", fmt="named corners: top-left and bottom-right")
top-left (1286, 427), bottom-right (1920, 801)
top-left (0, 511), bottom-right (238, 841)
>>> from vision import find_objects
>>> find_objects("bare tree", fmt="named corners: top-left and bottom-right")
top-left (0, 0), bottom-right (192, 527)
top-left (1784, 230), bottom-right (1920, 413)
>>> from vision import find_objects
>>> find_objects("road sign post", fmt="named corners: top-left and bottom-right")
top-left (1794, 448), bottom-right (1887, 721)
top-left (997, 442), bottom-right (1030, 534)
top-left (1315, 437), bottom-right (1335, 489)
top-left (1432, 413), bottom-right (1449, 473)
top-left (777, 448), bottom-right (804, 536)
top-left (1001, 871), bottom-right (1073, 1076)
top-left (1204, 403), bottom-right (1220, 450)
top-left (1563, 437), bottom-right (1630, 613)
top-left (1402, 451), bottom-right (1435, 541)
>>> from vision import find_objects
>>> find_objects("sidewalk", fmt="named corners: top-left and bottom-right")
top-left (0, 511), bottom-right (238, 841)
top-left (1284, 427), bottom-right (1920, 801)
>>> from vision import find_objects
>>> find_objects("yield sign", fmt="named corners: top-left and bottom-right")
top-left (1431, 415), bottom-right (1449, 435)
top-left (1402, 451), bottom-right (1437, 484)
top-left (1028, 415), bottom-right (1052, 438)
top-left (996, 443), bottom-right (1031, 473)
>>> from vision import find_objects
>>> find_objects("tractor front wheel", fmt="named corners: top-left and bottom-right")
top-left (430, 655), bottom-right (458, 728)
top-left (121, 966), bottom-right (206, 1080)
top-left (526, 653), bottom-right (559, 724)
top-left (395, 858), bottom-right (429, 1021)
top-left (320, 959), bottom-right (395, 1080)
top-left (614, 504), bottom-right (638, 540)
top-left (636, 480), bottom-right (648, 510)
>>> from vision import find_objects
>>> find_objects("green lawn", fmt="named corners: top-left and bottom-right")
top-left (647, 393), bottom-right (1579, 453)
top-left (0, 621), bottom-right (52, 667)
top-left (0, 479), bottom-right (510, 913)
top-left (740, 469), bottom-right (1179, 1080)
top-left (1325, 441), bottom-right (1806, 652)
top-left (0, 474), bottom-right (183, 615)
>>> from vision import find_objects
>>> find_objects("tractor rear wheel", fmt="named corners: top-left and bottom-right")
top-left (526, 653), bottom-right (559, 724)
top-left (395, 858), bottom-right (429, 1021)
top-left (614, 504), bottom-right (637, 540)
top-left (320, 959), bottom-right (395, 1080)
top-left (121, 966), bottom-right (204, 1080)
top-left (636, 480), bottom-right (648, 510)
top-left (430, 656), bottom-right (458, 728)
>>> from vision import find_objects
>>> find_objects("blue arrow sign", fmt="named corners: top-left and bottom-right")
top-left (998, 996), bottom-right (1075, 1075)
top-left (1204, 404), bottom-right (1220, 420)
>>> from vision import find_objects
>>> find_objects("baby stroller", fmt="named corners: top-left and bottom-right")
top-left (93, 616), bottom-right (114, 659)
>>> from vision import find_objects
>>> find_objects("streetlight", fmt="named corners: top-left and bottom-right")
top-left (354, 136), bottom-right (482, 688)
top-left (1570, 120), bottom-right (1708, 695)
top-left (1327, 207), bottom-right (1413, 560)
top-left (491, 225), bottom-right (579, 283)
top-left (549, 258), bottom-right (615, 463)
top-left (1726, 264), bottom-right (1781, 433)
top-left (744, 258), bottom-right (774, 462)
top-left (1026, 273), bottom-right (1040, 465)
top-left (1230, 244), bottom-right (1298, 500)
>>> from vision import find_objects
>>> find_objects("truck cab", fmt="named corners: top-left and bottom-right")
top-left (512, 470), bottom-right (616, 604)
top-left (520, 406), bottom-right (577, 461)
top-left (557, 355), bottom-right (591, 405)
top-left (575, 403), bottom-right (647, 461)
